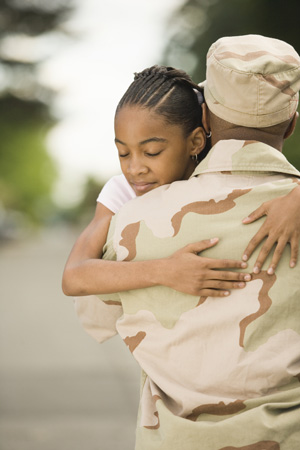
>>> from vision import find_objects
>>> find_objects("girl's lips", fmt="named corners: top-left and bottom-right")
top-left (131, 182), bottom-right (156, 193)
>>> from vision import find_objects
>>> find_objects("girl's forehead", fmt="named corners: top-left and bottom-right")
top-left (115, 105), bottom-right (185, 141)
top-left (115, 105), bottom-right (178, 131)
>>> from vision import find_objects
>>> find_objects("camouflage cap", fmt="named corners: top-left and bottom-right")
top-left (199, 34), bottom-right (300, 127)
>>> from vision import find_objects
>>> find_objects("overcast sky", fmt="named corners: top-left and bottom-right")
top-left (41, 0), bottom-right (183, 206)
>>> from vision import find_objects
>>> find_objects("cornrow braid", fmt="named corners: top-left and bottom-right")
top-left (116, 65), bottom-right (204, 138)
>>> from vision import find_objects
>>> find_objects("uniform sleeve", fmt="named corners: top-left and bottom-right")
top-left (97, 174), bottom-right (136, 213)
top-left (73, 215), bottom-right (123, 344)
top-left (74, 295), bottom-right (122, 344)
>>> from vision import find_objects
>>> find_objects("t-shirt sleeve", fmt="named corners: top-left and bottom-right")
top-left (97, 174), bottom-right (136, 213)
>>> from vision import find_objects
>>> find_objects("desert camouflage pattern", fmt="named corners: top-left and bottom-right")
top-left (78, 140), bottom-right (300, 449)
top-left (74, 294), bottom-right (121, 343)
top-left (201, 35), bottom-right (300, 127)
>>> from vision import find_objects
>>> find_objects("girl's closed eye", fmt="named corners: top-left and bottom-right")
top-left (118, 153), bottom-right (129, 158)
top-left (146, 150), bottom-right (163, 157)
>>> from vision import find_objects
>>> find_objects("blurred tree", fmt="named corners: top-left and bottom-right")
top-left (0, 96), bottom-right (56, 221)
top-left (57, 177), bottom-right (106, 226)
top-left (0, 0), bottom-right (73, 224)
top-left (163, 0), bottom-right (300, 169)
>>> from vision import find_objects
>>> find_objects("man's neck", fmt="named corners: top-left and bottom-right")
top-left (207, 111), bottom-right (285, 152)
top-left (211, 129), bottom-right (283, 152)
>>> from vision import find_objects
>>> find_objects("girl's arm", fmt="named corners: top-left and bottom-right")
top-left (62, 202), bottom-right (250, 298)
top-left (242, 183), bottom-right (300, 274)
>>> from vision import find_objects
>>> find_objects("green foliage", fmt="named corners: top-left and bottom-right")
top-left (282, 124), bottom-right (300, 170)
top-left (0, 96), bottom-right (57, 222)
top-left (163, 0), bottom-right (300, 169)
top-left (57, 177), bottom-right (106, 225)
top-left (0, 0), bottom-right (72, 38)
top-left (0, 1), bottom-right (73, 226)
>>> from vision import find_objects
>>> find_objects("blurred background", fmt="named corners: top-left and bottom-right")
top-left (1, 0), bottom-right (300, 449)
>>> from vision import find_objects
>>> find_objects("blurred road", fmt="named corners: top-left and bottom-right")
top-left (0, 227), bottom-right (140, 450)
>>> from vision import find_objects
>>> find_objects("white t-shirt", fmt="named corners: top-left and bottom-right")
top-left (97, 174), bottom-right (136, 213)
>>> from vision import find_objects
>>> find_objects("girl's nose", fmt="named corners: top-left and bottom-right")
top-left (128, 158), bottom-right (148, 176)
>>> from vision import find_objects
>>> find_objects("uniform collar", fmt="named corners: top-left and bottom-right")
top-left (192, 139), bottom-right (300, 178)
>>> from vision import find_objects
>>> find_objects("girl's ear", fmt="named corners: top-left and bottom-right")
top-left (189, 126), bottom-right (206, 157)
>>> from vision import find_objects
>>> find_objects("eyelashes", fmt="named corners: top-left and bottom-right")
top-left (146, 151), bottom-right (162, 157)
top-left (118, 150), bottom-right (163, 158)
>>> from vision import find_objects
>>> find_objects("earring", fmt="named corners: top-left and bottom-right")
top-left (206, 131), bottom-right (212, 138)
top-left (191, 154), bottom-right (198, 162)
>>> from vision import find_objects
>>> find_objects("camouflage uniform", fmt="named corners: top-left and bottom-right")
top-left (89, 139), bottom-right (300, 450)
top-left (75, 36), bottom-right (300, 449)
top-left (200, 34), bottom-right (300, 127)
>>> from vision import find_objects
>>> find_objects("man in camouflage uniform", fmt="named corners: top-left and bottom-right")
top-left (79, 35), bottom-right (300, 449)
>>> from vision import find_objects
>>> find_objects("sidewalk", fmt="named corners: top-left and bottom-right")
top-left (0, 227), bottom-right (140, 450)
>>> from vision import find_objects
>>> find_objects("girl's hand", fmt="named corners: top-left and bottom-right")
top-left (242, 185), bottom-right (300, 274)
top-left (157, 238), bottom-right (251, 297)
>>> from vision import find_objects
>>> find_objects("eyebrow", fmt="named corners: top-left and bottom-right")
top-left (114, 137), bottom-right (168, 146)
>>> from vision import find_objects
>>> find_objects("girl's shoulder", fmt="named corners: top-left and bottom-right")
top-left (97, 174), bottom-right (136, 213)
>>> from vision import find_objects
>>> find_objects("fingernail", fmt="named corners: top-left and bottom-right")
top-left (238, 282), bottom-right (245, 288)
top-left (242, 217), bottom-right (250, 223)
top-left (210, 238), bottom-right (219, 243)
top-left (267, 267), bottom-right (274, 275)
top-left (242, 254), bottom-right (248, 262)
top-left (223, 291), bottom-right (230, 296)
top-left (241, 262), bottom-right (247, 269)
top-left (253, 266), bottom-right (260, 274)
top-left (244, 274), bottom-right (251, 281)
top-left (290, 261), bottom-right (296, 268)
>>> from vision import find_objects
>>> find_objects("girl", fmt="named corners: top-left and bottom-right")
top-left (62, 65), bottom-right (300, 302)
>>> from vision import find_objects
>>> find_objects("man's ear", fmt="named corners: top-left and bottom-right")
top-left (189, 126), bottom-right (206, 157)
top-left (201, 103), bottom-right (211, 136)
top-left (284, 112), bottom-right (298, 140)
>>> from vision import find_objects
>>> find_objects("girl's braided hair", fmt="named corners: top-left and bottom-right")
top-left (116, 65), bottom-right (205, 139)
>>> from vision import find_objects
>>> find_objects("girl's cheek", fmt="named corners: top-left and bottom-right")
top-left (120, 160), bottom-right (127, 172)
